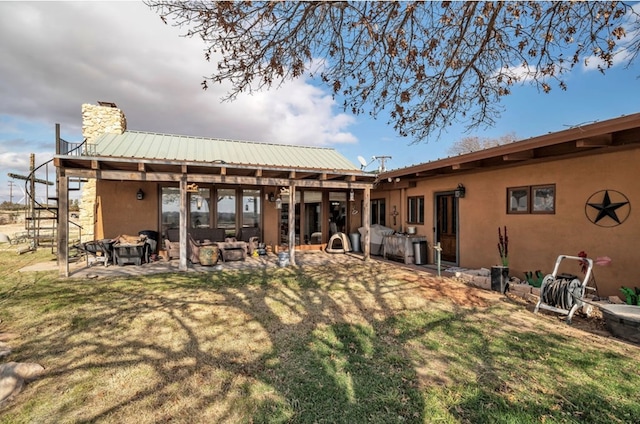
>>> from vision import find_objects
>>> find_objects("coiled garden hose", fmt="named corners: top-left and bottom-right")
top-left (540, 274), bottom-right (584, 311)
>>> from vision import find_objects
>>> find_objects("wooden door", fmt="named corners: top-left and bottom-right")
top-left (435, 193), bottom-right (458, 263)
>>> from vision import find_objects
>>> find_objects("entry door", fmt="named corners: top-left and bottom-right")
top-left (435, 193), bottom-right (458, 263)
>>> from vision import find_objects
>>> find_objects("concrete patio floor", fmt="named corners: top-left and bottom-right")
top-left (18, 250), bottom-right (451, 279)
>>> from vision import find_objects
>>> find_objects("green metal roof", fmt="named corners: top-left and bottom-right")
top-left (92, 131), bottom-right (360, 171)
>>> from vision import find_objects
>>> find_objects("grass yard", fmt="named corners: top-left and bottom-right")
top-left (1, 248), bottom-right (640, 423)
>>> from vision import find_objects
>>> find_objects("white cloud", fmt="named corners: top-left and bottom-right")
top-left (0, 1), bottom-right (357, 145)
top-left (0, 1), bottom-right (359, 201)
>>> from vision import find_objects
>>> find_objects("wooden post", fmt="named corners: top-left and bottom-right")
top-left (179, 176), bottom-right (188, 271)
top-left (288, 184), bottom-right (296, 266)
top-left (363, 186), bottom-right (371, 260)
top-left (57, 171), bottom-right (69, 277)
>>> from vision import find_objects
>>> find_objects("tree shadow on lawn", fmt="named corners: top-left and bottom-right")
top-left (3, 260), bottom-right (638, 422)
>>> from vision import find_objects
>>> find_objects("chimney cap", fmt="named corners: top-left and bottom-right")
top-left (97, 101), bottom-right (117, 108)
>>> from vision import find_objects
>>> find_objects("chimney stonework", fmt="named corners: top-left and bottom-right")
top-left (79, 103), bottom-right (127, 242)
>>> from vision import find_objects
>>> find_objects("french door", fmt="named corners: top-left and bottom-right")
top-left (435, 193), bottom-right (458, 263)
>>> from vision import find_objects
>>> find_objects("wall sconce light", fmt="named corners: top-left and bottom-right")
top-left (454, 183), bottom-right (466, 198)
top-left (349, 189), bottom-right (355, 202)
top-left (395, 177), bottom-right (400, 183)
top-left (196, 196), bottom-right (203, 210)
top-left (136, 188), bottom-right (144, 201)
top-left (275, 197), bottom-right (282, 209)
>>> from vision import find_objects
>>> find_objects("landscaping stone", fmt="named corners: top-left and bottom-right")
top-left (0, 342), bottom-right (10, 358)
top-left (0, 362), bottom-right (45, 405)
top-left (508, 283), bottom-right (532, 297)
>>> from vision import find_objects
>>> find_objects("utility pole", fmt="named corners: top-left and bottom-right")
top-left (374, 155), bottom-right (392, 172)
top-left (8, 180), bottom-right (15, 204)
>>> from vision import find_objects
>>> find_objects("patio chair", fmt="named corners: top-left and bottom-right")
top-left (188, 234), bottom-right (201, 264)
top-left (238, 227), bottom-right (260, 255)
top-left (76, 239), bottom-right (113, 267)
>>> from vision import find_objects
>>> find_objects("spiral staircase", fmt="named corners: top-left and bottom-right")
top-left (17, 134), bottom-right (86, 254)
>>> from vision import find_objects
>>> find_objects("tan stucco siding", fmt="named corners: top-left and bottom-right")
top-left (95, 181), bottom-right (159, 240)
top-left (379, 148), bottom-right (638, 297)
top-left (263, 199), bottom-right (280, 249)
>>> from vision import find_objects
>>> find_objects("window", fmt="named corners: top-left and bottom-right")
top-left (190, 188), bottom-right (211, 228)
top-left (242, 189), bottom-right (261, 228)
top-left (371, 199), bottom-right (386, 226)
top-left (217, 188), bottom-right (236, 229)
top-left (507, 186), bottom-right (529, 214)
top-left (305, 191), bottom-right (324, 244)
top-left (532, 185), bottom-right (555, 214)
top-left (407, 196), bottom-right (425, 224)
top-left (161, 187), bottom-right (180, 236)
top-left (507, 184), bottom-right (555, 214)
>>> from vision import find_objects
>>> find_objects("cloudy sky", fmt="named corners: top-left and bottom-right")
top-left (1, 1), bottom-right (639, 203)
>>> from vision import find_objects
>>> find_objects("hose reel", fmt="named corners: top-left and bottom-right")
top-left (540, 274), bottom-right (583, 311)
top-left (534, 255), bottom-right (593, 324)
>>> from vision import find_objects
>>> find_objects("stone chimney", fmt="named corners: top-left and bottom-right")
top-left (79, 102), bottom-right (127, 241)
top-left (82, 102), bottom-right (127, 143)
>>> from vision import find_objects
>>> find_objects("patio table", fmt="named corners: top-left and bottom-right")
top-left (113, 242), bottom-right (145, 266)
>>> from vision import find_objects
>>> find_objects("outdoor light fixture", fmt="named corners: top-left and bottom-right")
top-left (266, 192), bottom-right (277, 203)
top-left (136, 188), bottom-right (144, 201)
top-left (196, 196), bottom-right (203, 210)
top-left (454, 183), bottom-right (466, 198)
top-left (275, 197), bottom-right (282, 209)
top-left (349, 189), bottom-right (355, 202)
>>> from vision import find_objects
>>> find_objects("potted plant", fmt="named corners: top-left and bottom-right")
top-left (620, 287), bottom-right (640, 305)
top-left (491, 226), bottom-right (509, 293)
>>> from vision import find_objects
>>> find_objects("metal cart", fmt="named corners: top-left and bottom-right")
top-left (534, 255), bottom-right (593, 324)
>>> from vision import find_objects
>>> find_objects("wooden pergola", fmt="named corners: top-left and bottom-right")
top-left (54, 128), bottom-right (377, 277)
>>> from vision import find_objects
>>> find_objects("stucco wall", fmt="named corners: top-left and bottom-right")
top-left (379, 148), bottom-right (638, 297)
top-left (263, 197), bottom-right (280, 249)
top-left (95, 181), bottom-right (159, 240)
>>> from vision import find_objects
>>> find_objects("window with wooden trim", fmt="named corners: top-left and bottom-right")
top-left (507, 184), bottom-right (555, 214)
top-left (531, 184), bottom-right (555, 214)
top-left (407, 196), bottom-right (425, 224)
top-left (370, 199), bottom-right (386, 226)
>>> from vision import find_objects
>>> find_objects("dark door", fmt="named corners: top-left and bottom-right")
top-left (435, 193), bottom-right (458, 263)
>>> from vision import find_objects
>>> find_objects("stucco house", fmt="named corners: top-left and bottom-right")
top-left (54, 103), bottom-right (377, 275)
top-left (55, 103), bottom-right (639, 298)
top-left (374, 112), bottom-right (640, 297)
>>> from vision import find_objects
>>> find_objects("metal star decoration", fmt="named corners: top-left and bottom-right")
top-left (586, 190), bottom-right (630, 225)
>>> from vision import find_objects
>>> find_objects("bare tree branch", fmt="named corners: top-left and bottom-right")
top-left (145, 1), bottom-right (640, 144)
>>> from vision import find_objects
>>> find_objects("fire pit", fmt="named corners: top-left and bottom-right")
top-left (600, 304), bottom-right (640, 344)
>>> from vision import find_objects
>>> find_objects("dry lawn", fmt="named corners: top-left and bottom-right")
top-left (1, 234), bottom-right (639, 423)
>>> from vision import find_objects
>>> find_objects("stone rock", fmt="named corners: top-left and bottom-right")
top-left (0, 233), bottom-right (10, 243)
top-left (0, 362), bottom-right (45, 405)
top-left (0, 342), bottom-right (11, 358)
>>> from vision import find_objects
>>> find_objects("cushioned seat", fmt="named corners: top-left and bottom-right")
top-left (237, 227), bottom-right (260, 254)
top-left (164, 228), bottom-right (227, 260)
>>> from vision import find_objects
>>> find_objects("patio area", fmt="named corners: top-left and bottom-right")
top-left (48, 251), bottom-right (406, 279)
top-left (51, 250), bottom-right (448, 279)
